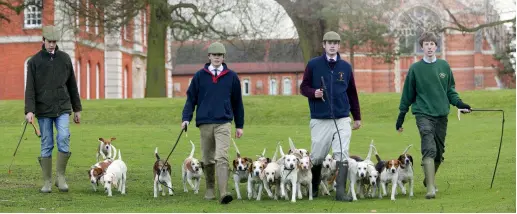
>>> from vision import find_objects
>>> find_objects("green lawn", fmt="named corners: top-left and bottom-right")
top-left (0, 90), bottom-right (515, 213)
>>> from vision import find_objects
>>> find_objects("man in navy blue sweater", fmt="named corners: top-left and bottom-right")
top-left (300, 31), bottom-right (361, 201)
top-left (181, 42), bottom-right (245, 204)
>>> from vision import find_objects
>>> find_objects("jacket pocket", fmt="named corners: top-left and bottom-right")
top-left (35, 90), bottom-right (54, 115)
top-left (58, 87), bottom-right (72, 111)
top-left (223, 100), bottom-right (233, 118)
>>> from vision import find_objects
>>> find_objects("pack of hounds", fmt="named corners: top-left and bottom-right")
top-left (88, 137), bottom-right (419, 201)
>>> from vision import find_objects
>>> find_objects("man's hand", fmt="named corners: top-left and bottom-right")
top-left (25, 112), bottom-right (34, 124)
top-left (352, 120), bottom-right (361, 130)
top-left (73, 112), bottom-right (81, 124)
top-left (396, 112), bottom-right (405, 133)
top-left (235, 128), bottom-right (243, 138)
top-left (315, 89), bottom-right (323, 98)
top-left (181, 121), bottom-right (189, 130)
top-left (457, 100), bottom-right (472, 113)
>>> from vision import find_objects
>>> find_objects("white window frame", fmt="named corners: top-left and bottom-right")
top-left (242, 79), bottom-right (250, 96)
top-left (283, 77), bottom-right (292, 95)
top-left (134, 11), bottom-right (142, 44)
top-left (123, 68), bottom-right (128, 99)
top-left (86, 62), bottom-right (90, 100)
top-left (24, 0), bottom-right (42, 29)
top-left (76, 60), bottom-right (81, 95)
top-left (24, 58), bottom-right (31, 94)
top-left (95, 64), bottom-right (100, 99)
top-left (85, 0), bottom-right (90, 32)
top-left (269, 78), bottom-right (277, 95)
top-left (143, 10), bottom-right (147, 45)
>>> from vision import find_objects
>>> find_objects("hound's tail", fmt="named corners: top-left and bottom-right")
top-left (372, 145), bottom-right (381, 163)
top-left (402, 144), bottom-right (413, 154)
top-left (272, 142), bottom-right (280, 162)
top-left (261, 148), bottom-right (266, 157)
top-left (231, 138), bottom-right (241, 158)
top-left (288, 137), bottom-right (297, 152)
top-left (365, 139), bottom-right (374, 161)
top-left (118, 149), bottom-right (122, 161)
top-left (155, 147), bottom-right (160, 161)
top-left (189, 140), bottom-right (195, 158)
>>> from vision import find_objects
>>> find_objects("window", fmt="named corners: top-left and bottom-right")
top-left (283, 77), bottom-right (291, 95)
top-left (396, 6), bottom-right (442, 54)
top-left (134, 11), bottom-right (142, 44)
top-left (85, 0), bottom-right (89, 32)
top-left (123, 67), bottom-right (128, 99)
top-left (95, 64), bottom-right (100, 99)
top-left (24, 0), bottom-right (42, 28)
top-left (167, 70), bottom-right (173, 98)
top-left (269, 78), bottom-right (277, 95)
top-left (242, 79), bottom-right (250, 96)
top-left (86, 62), bottom-right (91, 100)
top-left (24, 58), bottom-right (31, 93)
top-left (95, 13), bottom-right (99, 35)
top-left (123, 25), bottom-right (128, 40)
top-left (143, 10), bottom-right (147, 45)
top-left (76, 60), bottom-right (81, 95)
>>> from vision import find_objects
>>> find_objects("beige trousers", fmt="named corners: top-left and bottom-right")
top-left (199, 123), bottom-right (231, 165)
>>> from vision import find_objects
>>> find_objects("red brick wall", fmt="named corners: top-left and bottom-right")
top-left (0, 0), bottom-right (55, 37)
top-left (75, 43), bottom-right (105, 99)
top-left (0, 43), bottom-right (41, 99)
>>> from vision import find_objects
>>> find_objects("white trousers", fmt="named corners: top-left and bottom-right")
top-left (309, 117), bottom-right (352, 165)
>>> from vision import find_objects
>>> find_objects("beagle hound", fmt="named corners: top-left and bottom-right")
top-left (320, 154), bottom-right (337, 195)
top-left (297, 155), bottom-right (313, 200)
top-left (397, 152), bottom-right (414, 197)
top-left (279, 145), bottom-right (299, 203)
top-left (231, 139), bottom-right (253, 200)
top-left (182, 140), bottom-right (203, 194)
top-left (379, 159), bottom-right (401, 201)
top-left (154, 147), bottom-right (173, 198)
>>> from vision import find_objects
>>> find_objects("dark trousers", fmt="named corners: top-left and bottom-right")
top-left (415, 114), bottom-right (448, 163)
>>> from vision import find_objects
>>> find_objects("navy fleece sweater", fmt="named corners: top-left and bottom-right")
top-left (182, 63), bottom-right (245, 128)
top-left (300, 53), bottom-right (361, 120)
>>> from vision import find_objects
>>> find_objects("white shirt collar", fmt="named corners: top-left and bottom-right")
top-left (423, 56), bottom-right (437, 63)
top-left (326, 54), bottom-right (337, 62)
top-left (208, 64), bottom-right (223, 75)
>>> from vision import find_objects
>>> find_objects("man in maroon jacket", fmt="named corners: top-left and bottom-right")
top-left (300, 31), bottom-right (361, 201)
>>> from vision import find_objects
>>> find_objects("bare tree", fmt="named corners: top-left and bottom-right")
top-left (0, 0), bottom-right (41, 23)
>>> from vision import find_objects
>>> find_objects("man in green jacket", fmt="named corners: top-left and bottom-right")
top-left (396, 31), bottom-right (472, 199)
top-left (25, 25), bottom-right (82, 193)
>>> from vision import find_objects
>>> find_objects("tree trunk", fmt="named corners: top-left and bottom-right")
top-left (145, 0), bottom-right (168, 97)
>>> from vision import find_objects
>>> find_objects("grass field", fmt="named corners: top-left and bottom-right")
top-left (0, 90), bottom-right (515, 213)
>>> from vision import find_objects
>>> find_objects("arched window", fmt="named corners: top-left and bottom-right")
top-left (269, 78), bottom-right (277, 95)
top-left (24, 57), bottom-right (32, 95)
top-left (124, 67), bottom-right (128, 99)
top-left (96, 64), bottom-right (100, 99)
top-left (283, 77), bottom-right (291, 95)
top-left (76, 60), bottom-right (81, 95)
top-left (86, 62), bottom-right (91, 100)
top-left (396, 6), bottom-right (442, 54)
top-left (242, 79), bottom-right (250, 96)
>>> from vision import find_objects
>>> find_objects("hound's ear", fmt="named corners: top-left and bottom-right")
top-left (245, 157), bottom-right (253, 163)
top-left (409, 155), bottom-right (414, 164)
top-left (398, 155), bottom-right (404, 163)
top-left (98, 138), bottom-right (104, 142)
top-left (233, 160), bottom-right (238, 168)
top-left (110, 137), bottom-right (116, 141)
top-left (248, 165), bottom-right (253, 173)
top-left (266, 158), bottom-right (271, 163)
top-left (200, 161), bottom-right (205, 169)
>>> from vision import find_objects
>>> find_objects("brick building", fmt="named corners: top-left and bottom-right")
top-left (0, 0), bottom-right (510, 100)
top-left (170, 0), bottom-right (510, 97)
top-left (0, 0), bottom-right (175, 100)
